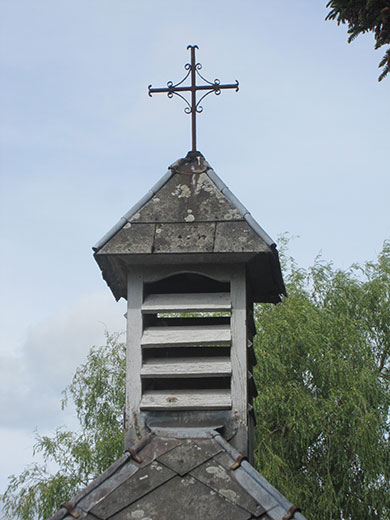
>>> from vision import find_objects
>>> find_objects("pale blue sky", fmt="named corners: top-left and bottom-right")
top-left (0, 0), bottom-right (389, 499)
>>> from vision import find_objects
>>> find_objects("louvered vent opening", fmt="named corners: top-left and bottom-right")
top-left (140, 274), bottom-right (232, 411)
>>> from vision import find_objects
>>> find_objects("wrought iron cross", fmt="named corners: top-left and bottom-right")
top-left (148, 45), bottom-right (239, 152)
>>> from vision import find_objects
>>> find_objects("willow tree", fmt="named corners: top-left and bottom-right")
top-left (254, 240), bottom-right (390, 519)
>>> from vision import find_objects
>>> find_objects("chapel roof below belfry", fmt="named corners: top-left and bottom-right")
top-left (49, 430), bottom-right (306, 520)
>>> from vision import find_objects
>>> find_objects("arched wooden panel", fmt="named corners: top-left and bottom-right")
top-left (141, 263), bottom-right (233, 284)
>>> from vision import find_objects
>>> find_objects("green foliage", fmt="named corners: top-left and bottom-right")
top-left (2, 244), bottom-right (390, 519)
top-left (253, 240), bottom-right (390, 519)
top-left (1, 332), bottom-right (126, 520)
top-left (326, 0), bottom-right (390, 81)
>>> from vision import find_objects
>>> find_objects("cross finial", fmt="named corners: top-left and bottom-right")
top-left (148, 45), bottom-right (239, 153)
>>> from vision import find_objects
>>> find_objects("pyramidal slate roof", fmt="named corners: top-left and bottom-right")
top-left (93, 152), bottom-right (286, 303)
top-left (49, 430), bottom-right (305, 520)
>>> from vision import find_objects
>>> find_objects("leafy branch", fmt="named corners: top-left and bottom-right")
top-left (326, 0), bottom-right (390, 81)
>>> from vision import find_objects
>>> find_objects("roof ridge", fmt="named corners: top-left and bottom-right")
top-left (204, 167), bottom-right (275, 248)
top-left (213, 434), bottom-right (306, 520)
top-left (93, 169), bottom-right (174, 252)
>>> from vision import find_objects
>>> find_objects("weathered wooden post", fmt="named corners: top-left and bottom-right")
top-left (93, 151), bottom-right (286, 459)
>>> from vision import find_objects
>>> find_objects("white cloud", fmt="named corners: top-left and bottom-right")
top-left (0, 292), bottom-right (126, 432)
top-left (0, 291), bottom-right (126, 500)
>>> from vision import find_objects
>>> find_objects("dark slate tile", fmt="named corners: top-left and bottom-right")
top-left (90, 461), bottom-right (175, 519)
top-left (153, 222), bottom-right (215, 253)
top-left (137, 436), bottom-right (182, 466)
top-left (190, 457), bottom-right (266, 517)
top-left (78, 461), bottom-right (139, 512)
top-left (190, 437), bottom-right (223, 458)
top-left (99, 223), bottom-right (155, 254)
top-left (214, 221), bottom-right (269, 253)
top-left (157, 438), bottom-right (221, 476)
top-left (111, 475), bottom-right (252, 520)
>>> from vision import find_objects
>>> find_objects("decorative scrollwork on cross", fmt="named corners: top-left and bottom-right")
top-left (148, 45), bottom-right (239, 152)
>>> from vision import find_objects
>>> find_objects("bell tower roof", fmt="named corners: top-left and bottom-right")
top-left (93, 151), bottom-right (286, 303)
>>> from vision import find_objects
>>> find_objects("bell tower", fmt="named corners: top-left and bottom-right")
top-left (93, 151), bottom-right (285, 459)
top-left (93, 45), bottom-right (285, 460)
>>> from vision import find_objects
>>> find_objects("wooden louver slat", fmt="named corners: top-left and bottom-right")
top-left (142, 292), bottom-right (231, 313)
top-left (140, 389), bottom-right (231, 410)
top-left (141, 324), bottom-right (231, 347)
top-left (141, 357), bottom-right (231, 378)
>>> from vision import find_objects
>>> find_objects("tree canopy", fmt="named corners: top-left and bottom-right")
top-left (1, 242), bottom-right (390, 520)
top-left (326, 0), bottom-right (390, 81)
top-left (253, 239), bottom-right (390, 519)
